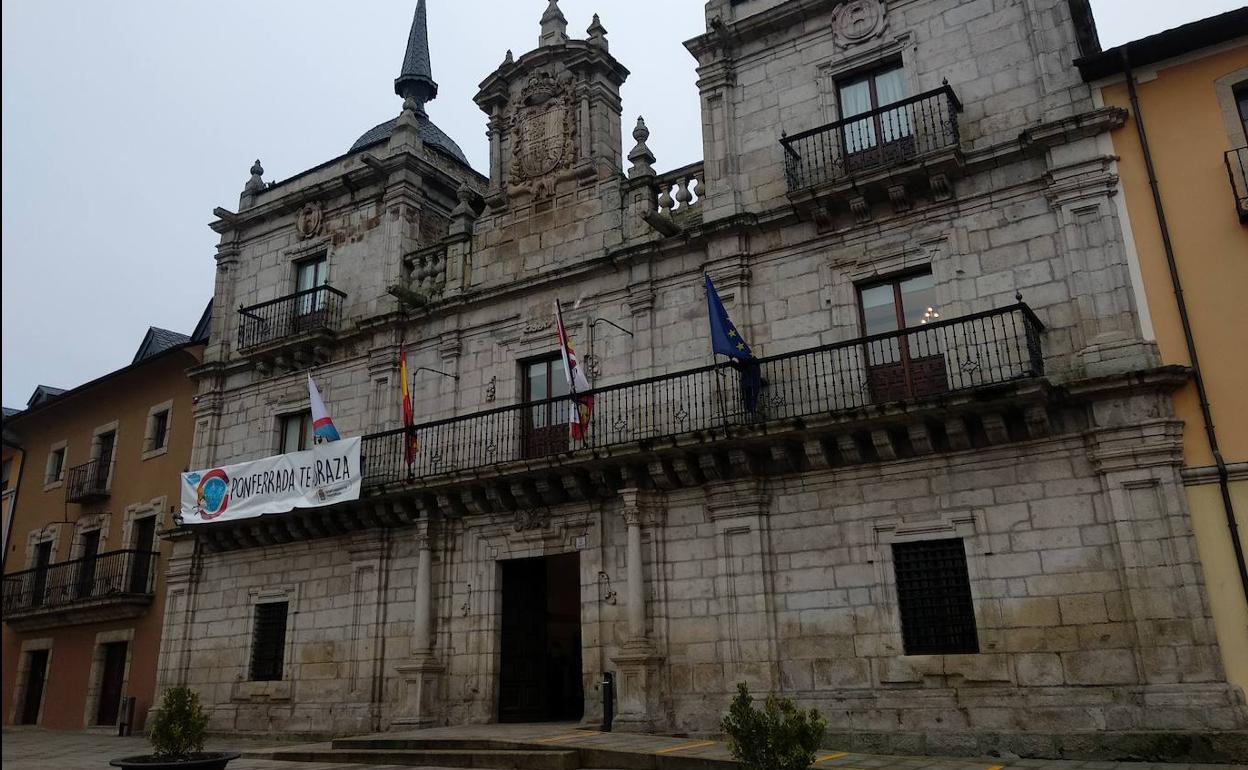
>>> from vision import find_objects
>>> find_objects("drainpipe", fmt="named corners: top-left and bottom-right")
top-left (1, 438), bottom-right (23, 573)
top-left (1121, 50), bottom-right (1248, 607)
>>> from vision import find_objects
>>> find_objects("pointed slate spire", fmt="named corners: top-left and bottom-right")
top-left (539, 0), bottom-right (568, 47)
top-left (394, 0), bottom-right (438, 112)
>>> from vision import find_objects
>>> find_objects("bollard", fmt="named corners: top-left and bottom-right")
top-left (117, 696), bottom-right (137, 737)
top-left (601, 672), bottom-right (615, 733)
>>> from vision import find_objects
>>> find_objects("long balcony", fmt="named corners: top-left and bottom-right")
top-left (65, 458), bottom-right (109, 503)
top-left (1226, 147), bottom-right (1248, 223)
top-left (237, 285), bottom-right (346, 365)
top-left (782, 84), bottom-right (963, 224)
top-left (363, 303), bottom-right (1044, 487)
top-left (3, 549), bottom-right (159, 632)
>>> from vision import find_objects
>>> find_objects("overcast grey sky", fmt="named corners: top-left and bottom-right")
top-left (1, 0), bottom-right (1241, 409)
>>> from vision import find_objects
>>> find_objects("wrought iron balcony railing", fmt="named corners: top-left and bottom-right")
top-left (782, 84), bottom-right (962, 192)
top-left (1226, 147), bottom-right (1248, 222)
top-left (361, 303), bottom-right (1042, 487)
top-left (237, 284), bottom-right (347, 352)
top-left (3, 549), bottom-right (159, 616)
top-left (65, 458), bottom-right (109, 503)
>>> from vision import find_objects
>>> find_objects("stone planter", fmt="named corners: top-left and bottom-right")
top-left (109, 752), bottom-right (240, 770)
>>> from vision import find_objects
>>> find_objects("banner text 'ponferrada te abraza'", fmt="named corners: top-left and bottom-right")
top-left (180, 437), bottom-right (361, 524)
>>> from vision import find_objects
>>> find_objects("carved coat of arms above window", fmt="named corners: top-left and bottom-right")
top-left (508, 72), bottom-right (577, 191)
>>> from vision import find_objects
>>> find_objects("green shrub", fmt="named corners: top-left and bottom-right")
top-left (148, 686), bottom-right (209, 760)
top-left (721, 682), bottom-right (827, 770)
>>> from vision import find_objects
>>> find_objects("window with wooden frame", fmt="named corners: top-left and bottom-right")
top-left (249, 601), bottom-right (289, 682)
top-left (278, 411), bottom-right (313, 454)
top-left (521, 354), bottom-right (571, 459)
top-left (293, 255), bottom-right (329, 320)
top-left (857, 270), bottom-right (947, 402)
top-left (837, 62), bottom-right (912, 169)
top-left (892, 538), bottom-right (979, 655)
top-left (45, 447), bottom-right (66, 486)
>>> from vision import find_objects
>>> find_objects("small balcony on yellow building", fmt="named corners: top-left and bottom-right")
top-left (2, 549), bottom-right (160, 632)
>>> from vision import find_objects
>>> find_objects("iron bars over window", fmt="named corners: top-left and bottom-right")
top-left (781, 84), bottom-right (962, 192)
top-left (237, 285), bottom-right (347, 352)
top-left (361, 302), bottom-right (1044, 488)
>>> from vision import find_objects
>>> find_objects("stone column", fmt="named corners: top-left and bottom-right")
top-left (611, 488), bottom-right (667, 732)
top-left (394, 517), bottom-right (444, 728)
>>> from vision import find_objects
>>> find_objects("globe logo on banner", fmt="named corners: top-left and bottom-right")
top-left (187, 468), bottom-right (230, 520)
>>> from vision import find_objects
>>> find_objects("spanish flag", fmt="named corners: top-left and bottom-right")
top-left (399, 344), bottom-right (417, 466)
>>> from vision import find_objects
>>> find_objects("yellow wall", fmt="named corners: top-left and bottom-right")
top-left (1101, 45), bottom-right (1248, 695)
top-left (1, 346), bottom-right (201, 729)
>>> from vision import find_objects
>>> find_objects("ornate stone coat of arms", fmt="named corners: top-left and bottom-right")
top-left (508, 72), bottom-right (576, 190)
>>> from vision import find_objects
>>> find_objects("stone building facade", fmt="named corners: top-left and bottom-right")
top-left (165, 0), bottom-right (1248, 758)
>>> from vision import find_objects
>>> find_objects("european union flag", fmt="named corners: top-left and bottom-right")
top-left (705, 274), bottom-right (762, 413)
top-left (705, 274), bottom-right (752, 359)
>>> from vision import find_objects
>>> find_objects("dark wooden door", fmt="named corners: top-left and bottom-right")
top-left (76, 530), bottom-right (101, 599)
top-left (839, 64), bottom-right (915, 173)
top-left (130, 517), bottom-right (157, 594)
top-left (859, 273), bottom-right (948, 403)
top-left (21, 650), bottom-right (49, 725)
top-left (30, 541), bottom-right (52, 608)
top-left (544, 553), bottom-right (584, 721)
top-left (499, 557), bottom-right (549, 722)
top-left (96, 642), bottom-right (128, 725)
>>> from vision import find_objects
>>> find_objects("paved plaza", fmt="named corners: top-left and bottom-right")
top-left (4, 726), bottom-right (1246, 770)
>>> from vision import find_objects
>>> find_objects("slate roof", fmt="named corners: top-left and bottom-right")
top-left (350, 116), bottom-right (469, 163)
top-left (191, 300), bottom-right (213, 344)
top-left (399, 0), bottom-right (434, 87)
top-left (26, 385), bottom-right (65, 408)
top-left (3, 407), bottom-right (20, 420)
top-left (133, 327), bottom-right (191, 365)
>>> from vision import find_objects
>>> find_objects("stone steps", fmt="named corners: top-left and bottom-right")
top-left (261, 746), bottom-right (580, 770)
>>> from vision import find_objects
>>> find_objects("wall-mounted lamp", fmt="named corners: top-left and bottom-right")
top-left (415, 367), bottom-right (459, 381)
top-left (587, 318), bottom-right (634, 384)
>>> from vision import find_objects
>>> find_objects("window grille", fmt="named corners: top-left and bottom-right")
top-left (892, 538), bottom-right (979, 655)
top-left (249, 601), bottom-right (288, 681)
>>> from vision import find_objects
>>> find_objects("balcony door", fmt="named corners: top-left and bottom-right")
top-left (858, 272), bottom-right (948, 403)
top-left (129, 516), bottom-right (157, 594)
top-left (75, 530), bottom-right (101, 599)
top-left (30, 541), bottom-right (52, 609)
top-left (522, 356), bottom-right (571, 459)
top-left (839, 64), bottom-right (913, 171)
top-left (294, 256), bottom-right (329, 329)
top-left (94, 431), bottom-right (116, 491)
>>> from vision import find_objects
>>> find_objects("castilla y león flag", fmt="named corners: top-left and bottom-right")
top-left (554, 299), bottom-right (593, 440)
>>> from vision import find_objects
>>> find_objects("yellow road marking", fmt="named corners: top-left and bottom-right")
top-left (656, 740), bottom-right (717, 754)
top-left (814, 752), bottom-right (850, 763)
top-left (533, 734), bottom-right (584, 744)
top-left (986, 765), bottom-right (1004, 770)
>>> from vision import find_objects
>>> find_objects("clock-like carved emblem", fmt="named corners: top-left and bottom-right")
top-left (832, 0), bottom-right (887, 47)
top-left (509, 72), bottom-right (576, 186)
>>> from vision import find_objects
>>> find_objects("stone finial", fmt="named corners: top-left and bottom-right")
top-left (451, 182), bottom-right (478, 220)
top-left (587, 14), bottom-right (608, 49)
top-left (502, 49), bottom-right (514, 67)
top-left (539, 0), bottom-right (568, 47)
top-left (402, 95), bottom-right (421, 115)
top-left (245, 159), bottom-right (265, 192)
top-left (627, 117), bottom-right (656, 179)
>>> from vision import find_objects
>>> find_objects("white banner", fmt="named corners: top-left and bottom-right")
top-left (180, 437), bottom-right (361, 525)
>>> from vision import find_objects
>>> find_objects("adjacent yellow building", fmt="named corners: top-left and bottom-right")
top-left (1080, 11), bottom-right (1248, 692)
